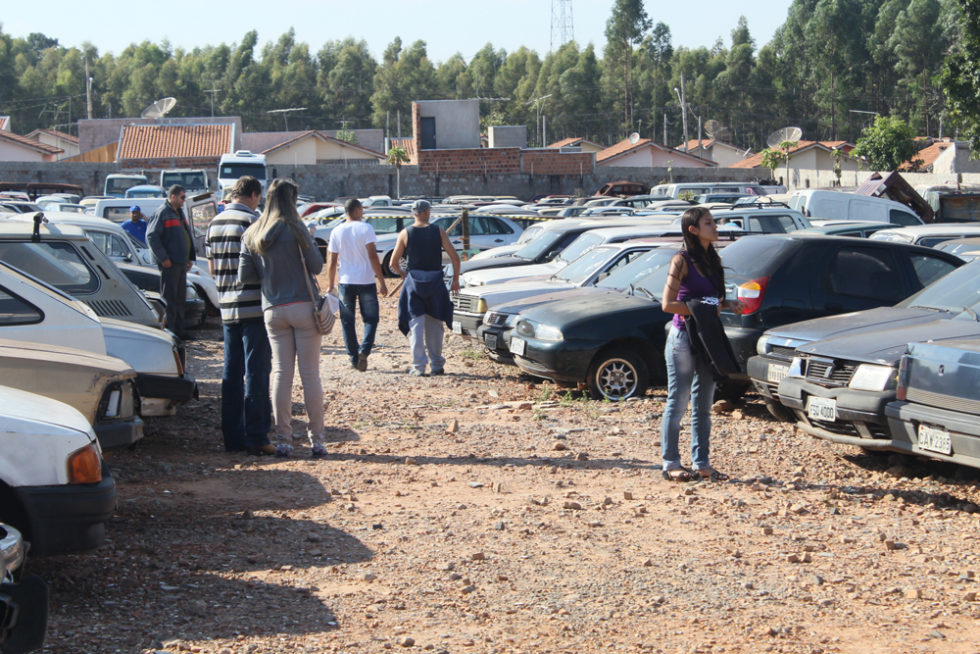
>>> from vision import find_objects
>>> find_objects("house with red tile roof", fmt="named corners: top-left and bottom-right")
top-left (730, 140), bottom-right (858, 189)
top-left (116, 123), bottom-right (235, 167)
top-left (26, 128), bottom-right (79, 160)
top-left (547, 137), bottom-right (605, 154)
top-left (900, 139), bottom-right (953, 172)
top-left (0, 129), bottom-right (64, 162)
top-left (596, 137), bottom-right (715, 168)
top-left (255, 130), bottom-right (385, 166)
top-left (675, 138), bottom-right (751, 167)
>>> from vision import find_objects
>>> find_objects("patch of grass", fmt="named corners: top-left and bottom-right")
top-left (536, 387), bottom-right (555, 403)
top-left (460, 347), bottom-right (484, 361)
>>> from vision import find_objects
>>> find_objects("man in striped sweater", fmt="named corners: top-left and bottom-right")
top-left (205, 176), bottom-right (274, 455)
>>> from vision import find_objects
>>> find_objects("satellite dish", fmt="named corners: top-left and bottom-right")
top-left (141, 97), bottom-right (177, 119)
top-left (704, 119), bottom-right (731, 142)
top-left (628, 132), bottom-right (640, 145)
top-left (766, 126), bottom-right (803, 149)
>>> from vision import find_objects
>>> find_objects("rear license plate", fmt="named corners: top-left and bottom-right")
top-left (452, 321), bottom-right (462, 334)
top-left (509, 337), bottom-right (526, 356)
top-left (767, 363), bottom-right (789, 384)
top-left (484, 333), bottom-right (498, 351)
top-left (806, 396), bottom-right (838, 422)
top-left (917, 424), bottom-right (952, 455)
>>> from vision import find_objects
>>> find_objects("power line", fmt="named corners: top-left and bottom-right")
top-left (550, 0), bottom-right (574, 52)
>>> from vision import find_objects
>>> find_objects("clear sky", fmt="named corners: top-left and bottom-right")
top-left (2, 0), bottom-right (793, 63)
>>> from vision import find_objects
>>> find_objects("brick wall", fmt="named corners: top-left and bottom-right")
top-left (418, 148), bottom-right (522, 174)
top-left (521, 150), bottom-right (595, 176)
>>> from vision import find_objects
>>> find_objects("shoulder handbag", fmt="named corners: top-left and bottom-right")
top-left (297, 242), bottom-right (337, 335)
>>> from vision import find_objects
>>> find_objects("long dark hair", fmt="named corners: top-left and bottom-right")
top-left (680, 206), bottom-right (725, 295)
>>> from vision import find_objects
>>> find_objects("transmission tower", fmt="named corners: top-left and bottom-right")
top-left (550, 0), bottom-right (574, 52)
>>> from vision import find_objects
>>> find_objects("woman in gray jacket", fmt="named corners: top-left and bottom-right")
top-left (239, 179), bottom-right (326, 457)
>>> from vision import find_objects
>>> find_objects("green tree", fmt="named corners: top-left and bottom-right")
top-left (888, 0), bottom-right (945, 135)
top-left (851, 115), bottom-right (919, 170)
top-left (604, 0), bottom-right (651, 132)
top-left (387, 145), bottom-right (409, 198)
top-left (940, 0), bottom-right (980, 153)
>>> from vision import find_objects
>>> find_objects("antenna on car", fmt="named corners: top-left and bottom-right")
top-left (31, 212), bottom-right (47, 242)
top-left (141, 97), bottom-right (177, 120)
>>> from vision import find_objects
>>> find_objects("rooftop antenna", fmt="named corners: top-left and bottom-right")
top-left (550, 0), bottom-right (574, 52)
top-left (140, 97), bottom-right (176, 120)
top-left (766, 126), bottom-right (802, 149)
top-left (267, 107), bottom-right (306, 131)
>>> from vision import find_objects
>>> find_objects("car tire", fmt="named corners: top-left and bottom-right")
top-left (315, 239), bottom-right (328, 262)
top-left (714, 378), bottom-right (749, 402)
top-left (381, 252), bottom-right (396, 278)
top-left (764, 399), bottom-right (793, 422)
top-left (587, 348), bottom-right (648, 401)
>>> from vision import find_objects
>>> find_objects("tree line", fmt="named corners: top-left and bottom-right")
top-left (0, 0), bottom-right (974, 153)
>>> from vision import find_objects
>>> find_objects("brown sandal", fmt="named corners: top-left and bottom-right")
top-left (695, 468), bottom-right (729, 481)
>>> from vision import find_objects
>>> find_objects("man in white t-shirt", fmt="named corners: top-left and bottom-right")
top-left (326, 198), bottom-right (389, 371)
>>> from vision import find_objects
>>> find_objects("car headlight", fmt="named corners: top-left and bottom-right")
top-left (756, 334), bottom-right (771, 356)
top-left (483, 311), bottom-right (500, 325)
top-left (515, 319), bottom-right (563, 341)
top-left (757, 334), bottom-right (808, 356)
top-left (848, 364), bottom-right (897, 392)
top-left (476, 298), bottom-right (487, 314)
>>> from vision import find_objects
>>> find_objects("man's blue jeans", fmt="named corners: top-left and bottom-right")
top-left (339, 283), bottom-right (380, 365)
top-left (221, 318), bottom-right (272, 451)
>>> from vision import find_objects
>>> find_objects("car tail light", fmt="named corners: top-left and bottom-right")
top-left (173, 346), bottom-right (185, 376)
top-left (895, 354), bottom-right (910, 401)
top-left (736, 277), bottom-right (770, 315)
top-left (67, 444), bottom-right (103, 484)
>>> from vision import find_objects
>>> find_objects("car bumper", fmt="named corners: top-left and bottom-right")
top-left (94, 416), bottom-right (144, 450)
top-left (476, 323), bottom-right (515, 363)
top-left (778, 377), bottom-right (895, 447)
top-left (136, 372), bottom-right (198, 404)
top-left (885, 401), bottom-right (980, 468)
top-left (512, 337), bottom-right (602, 384)
top-left (14, 473), bottom-right (116, 555)
top-left (451, 311), bottom-right (483, 337)
top-left (746, 354), bottom-right (792, 401)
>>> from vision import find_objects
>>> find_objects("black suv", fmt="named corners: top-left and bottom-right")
top-left (718, 234), bottom-right (963, 399)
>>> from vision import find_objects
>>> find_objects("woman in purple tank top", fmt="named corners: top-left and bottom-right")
top-left (659, 207), bottom-right (743, 481)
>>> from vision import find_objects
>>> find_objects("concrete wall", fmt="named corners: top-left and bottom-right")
top-left (416, 100), bottom-right (480, 149)
top-left (0, 160), bottom-right (773, 201)
top-left (489, 126), bottom-right (527, 149)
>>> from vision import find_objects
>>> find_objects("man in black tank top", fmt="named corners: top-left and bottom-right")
top-left (390, 200), bottom-right (461, 376)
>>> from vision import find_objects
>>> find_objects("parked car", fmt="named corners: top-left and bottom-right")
top-left (0, 220), bottom-right (160, 328)
top-left (766, 260), bottom-right (980, 449)
top-left (0, 201), bottom-right (43, 214)
top-left (869, 224), bottom-right (980, 249)
top-left (117, 262), bottom-right (207, 329)
top-left (595, 181), bottom-right (649, 197)
top-left (788, 190), bottom-right (922, 225)
top-left (879, 338), bottom-right (980, 468)
top-left (649, 182), bottom-right (767, 199)
top-left (124, 185), bottom-right (166, 199)
top-left (0, 521), bottom-right (48, 652)
top-left (452, 241), bottom-right (657, 338)
top-left (0, 262), bottom-right (196, 416)
top-left (103, 173), bottom-right (148, 197)
top-left (0, 385), bottom-right (116, 555)
top-left (700, 205), bottom-right (811, 233)
top-left (467, 223), bottom-right (550, 261)
top-left (794, 220), bottom-right (893, 238)
top-left (477, 244), bottom-right (682, 364)
top-left (720, 234), bottom-right (963, 402)
top-left (934, 237), bottom-right (980, 262)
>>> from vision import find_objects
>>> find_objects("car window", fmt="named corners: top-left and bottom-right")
top-left (365, 218), bottom-right (403, 234)
top-left (918, 235), bottom-right (961, 249)
top-left (597, 247), bottom-right (678, 290)
top-left (720, 236), bottom-right (790, 279)
top-left (899, 259), bottom-right (980, 312)
top-left (910, 254), bottom-right (958, 287)
top-left (828, 246), bottom-right (904, 302)
top-left (776, 215), bottom-right (799, 231)
top-left (86, 230), bottom-right (132, 259)
top-left (554, 247), bottom-right (614, 283)
top-left (0, 286), bottom-right (43, 325)
top-left (556, 231), bottom-right (605, 263)
top-left (891, 209), bottom-right (921, 226)
top-left (482, 217), bottom-right (513, 235)
top-left (0, 241), bottom-right (100, 295)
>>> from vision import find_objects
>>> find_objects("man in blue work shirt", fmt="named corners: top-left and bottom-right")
top-left (122, 205), bottom-right (148, 244)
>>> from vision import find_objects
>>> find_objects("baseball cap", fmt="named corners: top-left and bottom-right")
top-left (411, 199), bottom-right (431, 213)
top-left (129, 205), bottom-right (141, 213)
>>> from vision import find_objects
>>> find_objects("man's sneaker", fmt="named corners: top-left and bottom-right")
top-left (357, 353), bottom-right (369, 372)
top-left (311, 443), bottom-right (327, 458)
top-left (431, 368), bottom-right (445, 376)
top-left (275, 444), bottom-right (292, 458)
top-left (408, 368), bottom-right (428, 377)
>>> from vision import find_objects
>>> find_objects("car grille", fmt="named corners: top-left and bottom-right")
top-left (907, 387), bottom-right (980, 415)
top-left (453, 294), bottom-right (480, 313)
top-left (484, 312), bottom-right (509, 326)
top-left (803, 358), bottom-right (856, 387)
top-left (770, 345), bottom-right (797, 361)
top-left (809, 418), bottom-right (858, 436)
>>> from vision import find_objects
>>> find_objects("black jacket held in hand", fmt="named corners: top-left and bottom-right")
top-left (684, 298), bottom-right (741, 379)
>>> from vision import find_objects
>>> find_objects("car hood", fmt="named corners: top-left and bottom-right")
top-left (101, 318), bottom-right (179, 376)
top-left (468, 278), bottom-right (575, 304)
top-left (798, 314), bottom-right (980, 365)
top-left (460, 255), bottom-right (530, 273)
top-left (520, 291), bottom-right (659, 329)
top-left (492, 287), bottom-right (613, 315)
top-left (468, 245), bottom-right (521, 261)
top-left (0, 384), bottom-right (93, 438)
top-left (463, 261), bottom-right (563, 286)
top-left (763, 306), bottom-right (941, 343)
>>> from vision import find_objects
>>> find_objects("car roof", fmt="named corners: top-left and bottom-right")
top-left (0, 221), bottom-right (89, 240)
top-left (873, 224), bottom-right (980, 235)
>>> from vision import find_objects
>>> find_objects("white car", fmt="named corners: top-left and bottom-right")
top-left (0, 262), bottom-right (196, 416)
top-left (0, 385), bottom-right (116, 555)
top-left (869, 224), bottom-right (980, 249)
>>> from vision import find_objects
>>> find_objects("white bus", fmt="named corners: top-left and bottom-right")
top-left (217, 151), bottom-right (267, 197)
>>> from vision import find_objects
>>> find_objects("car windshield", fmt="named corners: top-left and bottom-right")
top-left (597, 247), bottom-right (679, 291)
top-left (0, 241), bottom-right (99, 295)
top-left (220, 163), bottom-right (266, 180)
top-left (553, 247), bottom-right (615, 283)
top-left (898, 259), bottom-right (980, 313)
top-left (514, 231), bottom-right (563, 260)
top-left (517, 224), bottom-right (543, 244)
top-left (555, 231), bottom-right (604, 264)
top-left (105, 177), bottom-right (146, 195)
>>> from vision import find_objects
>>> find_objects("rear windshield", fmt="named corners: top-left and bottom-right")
top-left (514, 231), bottom-right (563, 260)
top-left (898, 259), bottom-right (980, 313)
top-left (555, 231), bottom-right (604, 264)
top-left (0, 241), bottom-right (99, 295)
top-left (719, 235), bottom-right (792, 279)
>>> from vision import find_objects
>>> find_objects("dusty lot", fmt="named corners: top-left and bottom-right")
top-left (34, 294), bottom-right (980, 654)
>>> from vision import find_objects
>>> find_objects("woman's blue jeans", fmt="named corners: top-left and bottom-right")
top-left (661, 326), bottom-right (716, 471)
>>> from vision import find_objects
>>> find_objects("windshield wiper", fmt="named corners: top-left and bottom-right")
top-left (635, 286), bottom-right (656, 301)
top-left (907, 305), bottom-right (952, 313)
top-left (961, 306), bottom-right (979, 321)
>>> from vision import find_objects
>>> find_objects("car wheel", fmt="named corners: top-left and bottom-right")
top-left (587, 348), bottom-right (648, 401)
top-left (714, 379), bottom-right (749, 402)
top-left (197, 285), bottom-right (219, 317)
top-left (315, 239), bottom-right (328, 262)
top-left (381, 252), bottom-right (396, 278)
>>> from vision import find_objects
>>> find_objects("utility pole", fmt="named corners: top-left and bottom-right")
top-left (204, 89), bottom-right (219, 117)
top-left (663, 113), bottom-right (668, 146)
top-left (85, 58), bottom-right (93, 120)
top-left (674, 73), bottom-right (689, 151)
top-left (526, 94), bottom-right (552, 147)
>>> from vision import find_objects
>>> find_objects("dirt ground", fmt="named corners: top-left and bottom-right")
top-left (33, 293), bottom-right (980, 654)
